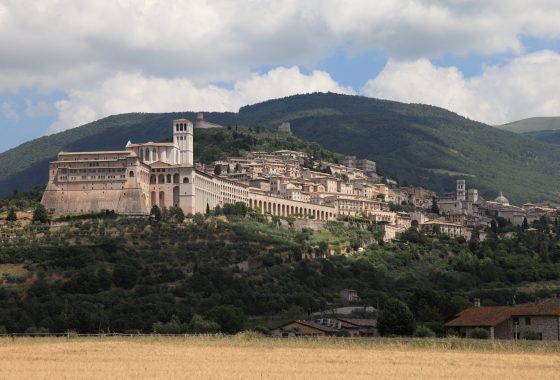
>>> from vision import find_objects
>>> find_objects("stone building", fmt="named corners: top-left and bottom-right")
top-left (42, 119), bottom-right (338, 220)
top-left (446, 298), bottom-right (560, 340)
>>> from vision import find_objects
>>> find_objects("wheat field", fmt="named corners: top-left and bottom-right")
top-left (0, 336), bottom-right (559, 379)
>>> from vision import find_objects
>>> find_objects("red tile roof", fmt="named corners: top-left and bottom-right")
top-left (445, 307), bottom-right (511, 327)
top-left (274, 320), bottom-right (338, 333)
top-left (445, 299), bottom-right (560, 327)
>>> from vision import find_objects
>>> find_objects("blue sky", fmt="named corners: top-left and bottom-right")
top-left (1, 1), bottom-right (560, 153)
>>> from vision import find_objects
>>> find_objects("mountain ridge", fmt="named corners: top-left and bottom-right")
top-left (1, 93), bottom-right (560, 204)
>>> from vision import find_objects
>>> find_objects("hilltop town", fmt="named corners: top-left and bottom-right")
top-left (39, 114), bottom-right (556, 242)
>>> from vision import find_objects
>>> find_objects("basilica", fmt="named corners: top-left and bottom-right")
top-left (41, 118), bottom-right (339, 221)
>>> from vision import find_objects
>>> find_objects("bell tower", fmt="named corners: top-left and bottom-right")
top-left (173, 118), bottom-right (193, 165)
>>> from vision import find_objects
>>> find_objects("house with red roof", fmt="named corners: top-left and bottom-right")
top-left (445, 298), bottom-right (560, 340)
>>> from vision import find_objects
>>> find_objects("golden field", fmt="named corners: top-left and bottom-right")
top-left (0, 335), bottom-right (559, 379)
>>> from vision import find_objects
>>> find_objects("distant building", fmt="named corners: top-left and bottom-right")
top-left (446, 298), bottom-right (560, 340)
top-left (272, 320), bottom-right (337, 337)
top-left (342, 155), bottom-right (376, 173)
top-left (194, 112), bottom-right (224, 129)
top-left (277, 121), bottom-right (292, 135)
top-left (339, 289), bottom-right (360, 302)
top-left (272, 318), bottom-right (378, 337)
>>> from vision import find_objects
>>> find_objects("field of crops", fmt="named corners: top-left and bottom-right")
top-left (1, 335), bottom-right (559, 379)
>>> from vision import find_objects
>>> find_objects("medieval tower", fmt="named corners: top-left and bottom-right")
top-left (173, 118), bottom-right (194, 165)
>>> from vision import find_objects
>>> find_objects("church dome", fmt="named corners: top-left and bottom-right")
top-left (495, 192), bottom-right (509, 205)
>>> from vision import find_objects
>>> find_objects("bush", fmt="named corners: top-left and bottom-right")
top-left (188, 314), bottom-right (220, 334)
top-left (468, 328), bottom-right (489, 339)
top-left (521, 330), bottom-right (541, 340)
top-left (414, 325), bottom-right (436, 338)
top-left (153, 315), bottom-right (188, 334)
top-left (252, 325), bottom-right (272, 336)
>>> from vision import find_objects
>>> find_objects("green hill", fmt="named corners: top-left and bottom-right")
top-left (2, 93), bottom-right (560, 204)
top-left (1, 212), bottom-right (560, 334)
top-left (496, 117), bottom-right (560, 133)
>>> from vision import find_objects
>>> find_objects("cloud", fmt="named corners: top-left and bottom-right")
top-left (49, 66), bottom-right (354, 132)
top-left (1, 101), bottom-right (19, 121)
top-left (1, 1), bottom-right (560, 92)
top-left (362, 50), bottom-right (560, 125)
top-left (25, 100), bottom-right (54, 117)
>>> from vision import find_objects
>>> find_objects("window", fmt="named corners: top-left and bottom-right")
top-left (129, 171), bottom-right (135, 177)
top-left (513, 317), bottom-right (519, 324)
top-left (525, 317), bottom-right (531, 325)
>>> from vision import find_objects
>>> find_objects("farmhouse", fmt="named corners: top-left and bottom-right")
top-left (445, 298), bottom-right (560, 340)
top-left (272, 320), bottom-right (337, 337)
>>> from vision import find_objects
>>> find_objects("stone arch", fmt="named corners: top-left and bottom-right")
top-left (129, 170), bottom-right (135, 177)
top-left (158, 174), bottom-right (165, 184)
top-left (167, 174), bottom-right (172, 183)
top-left (150, 175), bottom-right (156, 184)
top-left (150, 191), bottom-right (156, 206)
top-left (159, 191), bottom-right (165, 208)
top-left (173, 174), bottom-right (180, 183)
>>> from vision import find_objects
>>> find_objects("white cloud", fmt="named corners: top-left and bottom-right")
top-left (49, 66), bottom-right (354, 132)
top-left (362, 50), bottom-right (560, 125)
top-left (1, 1), bottom-right (560, 92)
top-left (1, 101), bottom-right (19, 121)
top-left (25, 100), bottom-right (54, 117)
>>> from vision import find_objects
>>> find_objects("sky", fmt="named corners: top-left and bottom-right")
top-left (1, 0), bottom-right (560, 153)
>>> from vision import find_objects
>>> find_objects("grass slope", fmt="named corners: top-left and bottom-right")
top-left (496, 117), bottom-right (560, 133)
top-left (2, 93), bottom-right (560, 204)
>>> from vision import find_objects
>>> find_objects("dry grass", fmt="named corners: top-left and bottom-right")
top-left (0, 263), bottom-right (28, 277)
top-left (0, 335), bottom-right (559, 379)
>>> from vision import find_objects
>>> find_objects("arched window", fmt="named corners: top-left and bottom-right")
top-left (166, 174), bottom-right (172, 183)
top-left (129, 171), bottom-right (135, 177)
top-left (183, 177), bottom-right (189, 183)
top-left (158, 174), bottom-right (165, 184)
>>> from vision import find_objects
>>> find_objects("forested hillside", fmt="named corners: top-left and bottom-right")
top-left (1, 211), bottom-right (560, 334)
top-left (2, 93), bottom-right (560, 204)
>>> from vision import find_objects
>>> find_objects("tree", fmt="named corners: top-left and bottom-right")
top-left (168, 206), bottom-right (185, 223)
top-left (521, 217), bottom-right (529, 231)
top-left (193, 213), bottom-right (205, 226)
top-left (112, 264), bottom-right (139, 289)
top-left (490, 219), bottom-right (498, 234)
top-left (214, 164), bottom-right (222, 175)
top-left (150, 205), bottom-right (162, 223)
top-left (378, 298), bottom-right (416, 336)
top-left (32, 204), bottom-right (49, 223)
top-left (207, 305), bottom-right (246, 334)
top-left (430, 197), bottom-right (439, 215)
top-left (6, 207), bottom-right (17, 222)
